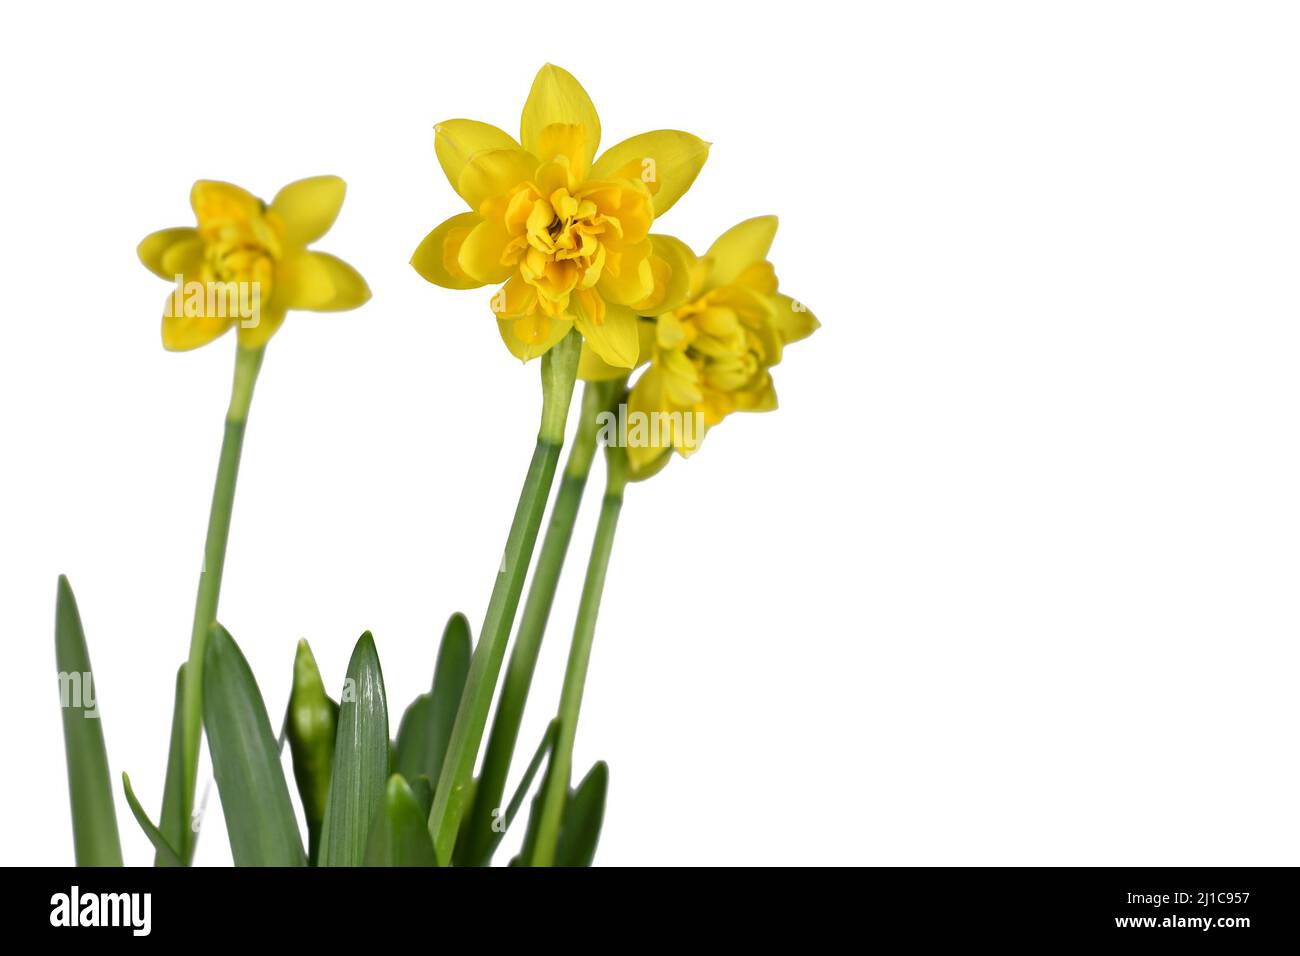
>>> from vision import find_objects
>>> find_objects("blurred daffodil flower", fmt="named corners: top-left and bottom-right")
top-left (581, 216), bottom-right (818, 474)
top-left (411, 64), bottom-right (708, 368)
top-left (138, 177), bottom-right (370, 351)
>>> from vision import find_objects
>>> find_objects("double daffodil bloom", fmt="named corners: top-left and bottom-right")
top-left (411, 64), bottom-right (709, 368)
top-left (138, 177), bottom-right (370, 350)
top-left (581, 216), bottom-right (819, 473)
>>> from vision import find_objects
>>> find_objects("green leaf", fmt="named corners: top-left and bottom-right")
top-left (394, 694), bottom-right (434, 781)
top-left (320, 631), bottom-right (389, 867)
top-left (156, 665), bottom-right (189, 865)
top-left (121, 772), bottom-right (182, 867)
top-left (285, 639), bottom-right (338, 865)
top-left (481, 719), bottom-right (555, 863)
top-left (408, 775), bottom-right (435, 819)
top-left (555, 761), bottom-right (609, 867)
top-left (363, 775), bottom-right (439, 867)
top-left (394, 612), bottom-right (471, 793)
top-left (54, 575), bottom-right (123, 866)
top-left (203, 623), bottom-right (306, 866)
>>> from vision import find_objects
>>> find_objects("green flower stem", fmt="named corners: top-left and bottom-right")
top-left (428, 330), bottom-right (581, 864)
top-left (530, 441), bottom-right (629, 867)
top-left (460, 380), bottom-right (620, 865)
top-left (172, 343), bottom-right (264, 862)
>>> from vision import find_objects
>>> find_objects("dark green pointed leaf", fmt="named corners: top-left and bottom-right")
top-left (394, 613), bottom-right (470, 793)
top-left (394, 693), bottom-right (434, 782)
top-left (363, 775), bottom-right (439, 867)
top-left (285, 639), bottom-right (338, 865)
top-left (408, 775), bottom-right (435, 819)
top-left (320, 631), bottom-right (389, 867)
top-left (555, 761), bottom-right (608, 867)
top-left (121, 772), bottom-right (182, 867)
top-left (156, 665), bottom-right (189, 865)
top-left (54, 575), bottom-right (122, 866)
top-left (429, 613), bottom-right (472, 782)
top-left (203, 623), bottom-right (305, 866)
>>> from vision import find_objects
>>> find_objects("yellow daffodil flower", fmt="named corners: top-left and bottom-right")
top-left (138, 176), bottom-right (370, 351)
top-left (411, 64), bottom-right (708, 368)
top-left (581, 216), bottom-right (818, 473)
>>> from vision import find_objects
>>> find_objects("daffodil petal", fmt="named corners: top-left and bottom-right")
top-left (276, 252), bottom-right (334, 310)
top-left (435, 119), bottom-right (520, 203)
top-left (771, 293), bottom-right (820, 344)
top-left (190, 180), bottom-right (262, 226)
top-left (411, 212), bottom-right (486, 289)
top-left (634, 233), bottom-right (696, 314)
top-left (457, 218), bottom-right (513, 285)
top-left (535, 123), bottom-right (589, 177)
top-left (575, 301), bottom-right (640, 369)
top-left (236, 301), bottom-right (288, 350)
top-left (160, 237), bottom-right (205, 278)
top-left (277, 252), bottom-right (370, 312)
top-left (497, 313), bottom-right (575, 362)
top-left (268, 176), bottom-right (346, 248)
top-left (138, 227), bottom-right (198, 279)
top-left (733, 374), bottom-right (778, 413)
top-left (458, 148), bottom-right (538, 212)
top-left (520, 64), bottom-right (600, 168)
top-left (490, 275), bottom-right (539, 318)
top-left (161, 303), bottom-right (234, 352)
top-left (626, 366), bottom-right (676, 469)
top-left (313, 253), bottom-right (370, 312)
top-left (704, 216), bottom-right (778, 290)
top-left (578, 319), bottom-right (654, 381)
top-left (590, 130), bottom-right (710, 217)
top-left (596, 239), bottom-right (654, 306)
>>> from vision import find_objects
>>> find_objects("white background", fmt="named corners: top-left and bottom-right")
top-left (2, 1), bottom-right (1298, 866)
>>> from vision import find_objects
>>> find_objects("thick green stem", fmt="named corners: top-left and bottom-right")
top-left (428, 330), bottom-right (581, 863)
top-left (459, 381), bottom-right (618, 865)
top-left (530, 442), bottom-right (628, 867)
top-left (170, 344), bottom-right (264, 862)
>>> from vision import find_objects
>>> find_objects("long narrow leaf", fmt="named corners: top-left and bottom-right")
top-left (320, 631), bottom-right (389, 867)
top-left (363, 775), bottom-right (439, 867)
top-left (121, 772), bottom-right (182, 867)
top-left (54, 575), bottom-right (122, 866)
top-left (428, 613), bottom-right (471, 784)
top-left (156, 665), bottom-right (189, 865)
top-left (203, 623), bottom-right (305, 866)
top-left (482, 720), bottom-right (555, 862)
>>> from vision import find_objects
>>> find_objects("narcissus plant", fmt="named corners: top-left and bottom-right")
top-left (55, 67), bottom-right (816, 870)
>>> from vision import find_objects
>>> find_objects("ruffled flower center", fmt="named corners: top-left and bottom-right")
top-left (195, 198), bottom-right (282, 297)
top-left (656, 285), bottom-right (779, 419)
top-left (492, 165), bottom-right (652, 323)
